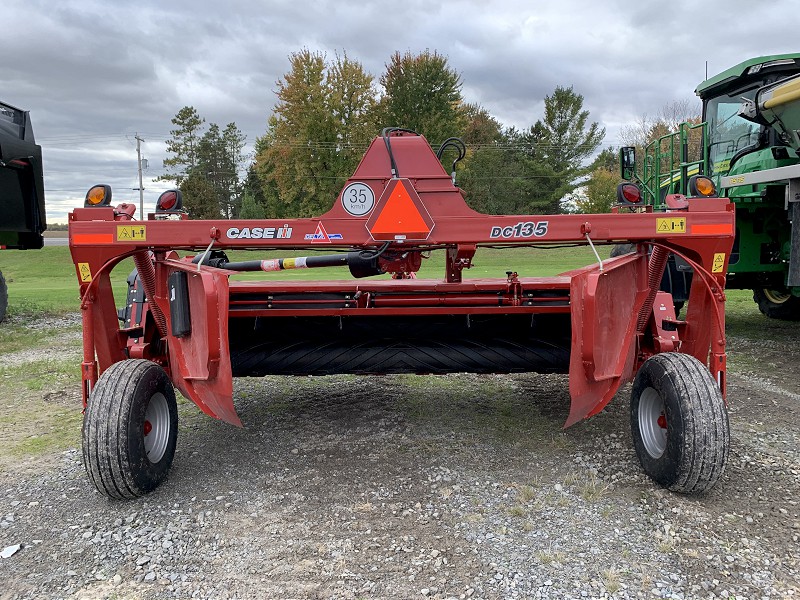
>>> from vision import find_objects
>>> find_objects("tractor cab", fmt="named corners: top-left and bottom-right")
top-left (618, 54), bottom-right (800, 319)
top-left (699, 55), bottom-right (800, 183)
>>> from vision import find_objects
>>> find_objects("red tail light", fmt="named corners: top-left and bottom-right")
top-left (156, 190), bottom-right (182, 212)
top-left (616, 183), bottom-right (642, 204)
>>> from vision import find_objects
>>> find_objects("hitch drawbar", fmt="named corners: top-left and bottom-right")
top-left (70, 130), bottom-right (735, 499)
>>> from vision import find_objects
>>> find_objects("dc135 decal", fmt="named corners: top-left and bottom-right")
top-left (489, 221), bottom-right (549, 239)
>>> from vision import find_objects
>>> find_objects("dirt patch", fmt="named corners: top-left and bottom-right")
top-left (0, 315), bottom-right (797, 599)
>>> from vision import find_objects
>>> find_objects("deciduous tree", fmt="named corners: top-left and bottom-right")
top-left (577, 167), bottom-right (618, 214)
top-left (459, 103), bottom-right (503, 146)
top-left (255, 50), bottom-right (376, 217)
top-left (619, 101), bottom-right (702, 182)
top-left (376, 50), bottom-right (465, 147)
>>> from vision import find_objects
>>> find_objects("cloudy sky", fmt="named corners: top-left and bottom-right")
top-left (3, 0), bottom-right (797, 223)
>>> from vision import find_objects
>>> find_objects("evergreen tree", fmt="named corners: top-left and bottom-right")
top-left (459, 128), bottom-right (560, 215)
top-left (238, 189), bottom-right (266, 219)
top-left (161, 107), bottom-right (247, 218)
top-left (221, 123), bottom-right (247, 217)
top-left (196, 123), bottom-right (246, 218)
top-left (179, 171), bottom-right (218, 219)
top-left (590, 147), bottom-right (618, 172)
top-left (243, 160), bottom-right (272, 216)
top-left (161, 106), bottom-right (204, 184)
top-left (521, 86), bottom-right (605, 212)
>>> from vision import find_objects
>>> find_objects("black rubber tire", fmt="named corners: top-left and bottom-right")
top-left (752, 287), bottom-right (800, 321)
top-left (630, 352), bottom-right (729, 494)
top-left (0, 270), bottom-right (7, 324)
top-left (82, 359), bottom-right (178, 499)
top-left (609, 244), bottom-right (635, 258)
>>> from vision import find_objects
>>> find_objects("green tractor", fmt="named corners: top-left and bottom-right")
top-left (620, 53), bottom-right (800, 319)
top-left (0, 100), bottom-right (46, 322)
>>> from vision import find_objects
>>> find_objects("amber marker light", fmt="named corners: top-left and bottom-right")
top-left (84, 184), bottom-right (112, 207)
top-left (688, 175), bottom-right (717, 197)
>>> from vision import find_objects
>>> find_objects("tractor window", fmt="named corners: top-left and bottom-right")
top-left (706, 88), bottom-right (761, 176)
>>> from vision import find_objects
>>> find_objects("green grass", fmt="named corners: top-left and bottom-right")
top-left (0, 323), bottom-right (67, 355)
top-left (4, 243), bottom-right (799, 337)
top-left (226, 244), bottom-right (607, 281)
top-left (0, 358), bottom-right (83, 464)
top-left (1, 246), bottom-right (81, 315)
top-left (0, 245), bottom-right (610, 317)
top-left (0, 359), bottom-right (81, 390)
top-left (0, 246), bottom-right (135, 316)
top-left (725, 288), bottom-right (800, 343)
top-left (9, 408), bottom-right (82, 458)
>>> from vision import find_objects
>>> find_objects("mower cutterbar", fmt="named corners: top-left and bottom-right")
top-left (69, 132), bottom-right (734, 499)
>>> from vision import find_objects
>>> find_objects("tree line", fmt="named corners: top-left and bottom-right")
top-left (160, 49), bottom-right (697, 218)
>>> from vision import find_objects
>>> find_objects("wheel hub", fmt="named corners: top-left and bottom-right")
top-left (639, 387), bottom-right (667, 458)
top-left (763, 288), bottom-right (791, 304)
top-left (143, 392), bottom-right (171, 464)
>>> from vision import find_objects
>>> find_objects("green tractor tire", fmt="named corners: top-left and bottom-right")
top-left (752, 287), bottom-right (800, 321)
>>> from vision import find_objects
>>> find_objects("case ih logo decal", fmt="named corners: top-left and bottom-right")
top-left (490, 221), bottom-right (549, 239)
top-left (226, 226), bottom-right (293, 240)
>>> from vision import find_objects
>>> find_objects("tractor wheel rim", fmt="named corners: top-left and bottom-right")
top-left (144, 392), bottom-right (170, 464)
top-left (639, 387), bottom-right (667, 458)
top-left (764, 288), bottom-right (791, 304)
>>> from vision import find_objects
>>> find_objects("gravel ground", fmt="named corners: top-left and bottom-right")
top-left (0, 313), bottom-right (798, 600)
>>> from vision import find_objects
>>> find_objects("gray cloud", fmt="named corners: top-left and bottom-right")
top-left (2, 0), bottom-right (796, 221)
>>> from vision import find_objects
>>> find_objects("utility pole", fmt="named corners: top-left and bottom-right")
top-left (135, 134), bottom-right (145, 218)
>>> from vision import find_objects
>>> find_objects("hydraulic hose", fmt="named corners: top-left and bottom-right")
top-left (220, 251), bottom-right (384, 279)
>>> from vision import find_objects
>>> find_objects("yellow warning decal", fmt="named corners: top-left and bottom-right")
top-left (656, 217), bottom-right (686, 234)
top-left (117, 225), bottom-right (147, 241)
top-left (712, 253), bottom-right (726, 273)
top-left (78, 263), bottom-right (92, 283)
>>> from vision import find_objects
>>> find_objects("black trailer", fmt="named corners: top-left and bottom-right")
top-left (0, 100), bottom-right (46, 321)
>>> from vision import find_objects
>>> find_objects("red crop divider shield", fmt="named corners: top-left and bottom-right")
top-left (161, 261), bottom-right (239, 426)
